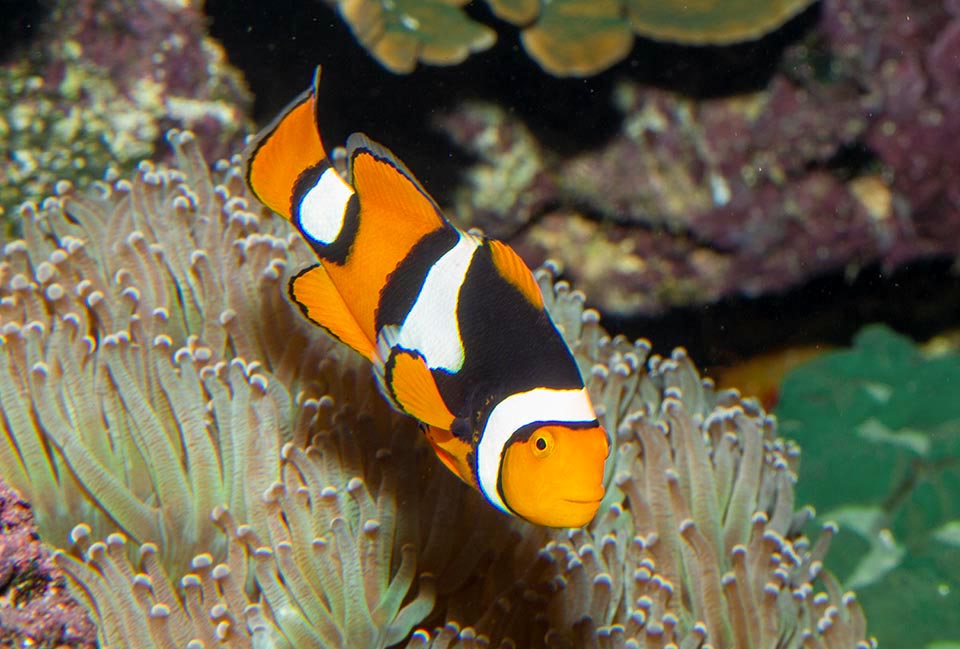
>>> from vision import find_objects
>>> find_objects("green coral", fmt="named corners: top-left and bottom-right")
top-left (327, 0), bottom-right (817, 76)
top-left (336, 0), bottom-right (496, 74)
top-left (622, 0), bottom-right (818, 45)
top-left (0, 59), bottom-right (122, 236)
top-left (776, 324), bottom-right (960, 648)
top-left (518, 0), bottom-right (633, 77)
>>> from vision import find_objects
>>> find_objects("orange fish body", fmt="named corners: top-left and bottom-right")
top-left (245, 68), bottom-right (608, 527)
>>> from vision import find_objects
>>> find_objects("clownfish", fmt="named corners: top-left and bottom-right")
top-left (244, 67), bottom-right (608, 527)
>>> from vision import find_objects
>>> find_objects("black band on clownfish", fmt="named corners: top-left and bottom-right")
top-left (244, 66), bottom-right (610, 528)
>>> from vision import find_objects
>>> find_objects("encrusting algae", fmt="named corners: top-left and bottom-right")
top-left (0, 130), bottom-right (875, 647)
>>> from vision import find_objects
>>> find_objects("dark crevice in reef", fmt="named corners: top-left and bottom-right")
top-left (0, 0), bottom-right (48, 62)
top-left (607, 257), bottom-right (960, 368)
top-left (204, 0), bottom-right (628, 188)
top-left (800, 139), bottom-right (882, 181)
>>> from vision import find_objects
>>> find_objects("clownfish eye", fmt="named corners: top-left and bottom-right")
top-left (532, 431), bottom-right (554, 457)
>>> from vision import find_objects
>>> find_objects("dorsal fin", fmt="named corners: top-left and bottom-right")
top-left (487, 239), bottom-right (545, 310)
top-left (345, 133), bottom-right (444, 215)
top-left (314, 133), bottom-right (453, 341)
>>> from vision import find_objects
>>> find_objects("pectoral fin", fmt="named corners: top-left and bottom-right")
top-left (385, 348), bottom-right (456, 430)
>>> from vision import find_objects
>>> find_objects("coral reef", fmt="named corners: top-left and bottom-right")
top-left (1, 131), bottom-right (873, 647)
top-left (0, 478), bottom-right (96, 648)
top-left (0, 129), bottom-right (499, 647)
top-left (0, 0), bottom-right (251, 228)
top-left (622, 0), bottom-right (817, 45)
top-left (395, 270), bottom-right (875, 648)
top-left (438, 0), bottom-right (960, 317)
top-left (776, 325), bottom-right (960, 648)
top-left (322, 0), bottom-right (815, 76)
top-left (515, 0), bottom-right (635, 77)
top-left (436, 102), bottom-right (556, 240)
top-left (822, 0), bottom-right (960, 266)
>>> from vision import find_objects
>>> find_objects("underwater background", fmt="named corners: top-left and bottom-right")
top-left (0, 0), bottom-right (958, 647)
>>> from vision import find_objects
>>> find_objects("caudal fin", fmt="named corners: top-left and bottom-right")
top-left (244, 67), bottom-right (326, 220)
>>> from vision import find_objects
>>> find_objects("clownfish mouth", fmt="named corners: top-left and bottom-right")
top-left (561, 496), bottom-right (603, 505)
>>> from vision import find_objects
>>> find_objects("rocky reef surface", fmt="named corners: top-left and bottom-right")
top-left (439, 0), bottom-right (960, 317)
top-left (0, 0), bottom-right (251, 227)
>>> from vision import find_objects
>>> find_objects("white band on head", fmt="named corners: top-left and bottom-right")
top-left (476, 387), bottom-right (598, 514)
top-left (297, 167), bottom-right (354, 245)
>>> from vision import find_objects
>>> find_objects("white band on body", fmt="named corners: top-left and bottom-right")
top-left (476, 387), bottom-right (597, 514)
top-left (388, 233), bottom-right (479, 372)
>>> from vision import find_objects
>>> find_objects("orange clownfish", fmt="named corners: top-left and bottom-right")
top-left (244, 68), bottom-right (608, 527)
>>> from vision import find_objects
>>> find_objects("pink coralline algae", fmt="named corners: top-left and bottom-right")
top-left (440, 0), bottom-right (960, 317)
top-left (0, 478), bottom-right (97, 648)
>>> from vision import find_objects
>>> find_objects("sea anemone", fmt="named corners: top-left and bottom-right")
top-left (0, 131), bottom-right (874, 647)
top-left (0, 130), bottom-right (336, 575)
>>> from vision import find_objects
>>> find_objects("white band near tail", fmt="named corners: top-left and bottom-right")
top-left (476, 387), bottom-right (598, 515)
top-left (297, 167), bottom-right (354, 245)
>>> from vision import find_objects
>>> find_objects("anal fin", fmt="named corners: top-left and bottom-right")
top-left (289, 264), bottom-right (377, 362)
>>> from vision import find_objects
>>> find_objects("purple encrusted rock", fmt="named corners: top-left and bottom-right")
top-left (826, 0), bottom-right (960, 264)
top-left (44, 0), bottom-right (252, 162)
top-left (439, 0), bottom-right (960, 317)
top-left (436, 101), bottom-right (558, 239)
top-left (0, 478), bottom-right (97, 648)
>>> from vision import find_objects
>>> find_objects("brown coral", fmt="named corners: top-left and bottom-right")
top-left (623, 0), bottom-right (818, 45)
top-left (332, 0), bottom-right (497, 74)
